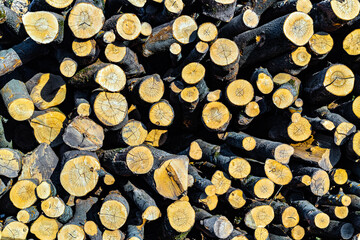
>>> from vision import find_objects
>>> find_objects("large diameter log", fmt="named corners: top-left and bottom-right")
top-left (234, 12), bottom-right (314, 67)
top-left (25, 73), bottom-right (66, 110)
top-left (99, 190), bottom-right (130, 230)
top-left (195, 207), bottom-right (234, 239)
top-left (1, 79), bottom-right (34, 121)
top-left (209, 38), bottom-right (240, 83)
top-left (244, 202), bottom-right (275, 229)
top-left (0, 37), bottom-right (49, 77)
top-left (22, 11), bottom-right (64, 44)
top-left (304, 64), bottom-right (355, 105)
top-left (2, 218), bottom-right (29, 240)
top-left (68, 0), bottom-right (105, 39)
top-left (18, 143), bottom-right (58, 182)
top-left (63, 116), bottom-right (104, 151)
top-left (163, 200), bottom-right (195, 239)
top-left (60, 150), bottom-right (101, 197)
top-left (10, 178), bottom-right (38, 209)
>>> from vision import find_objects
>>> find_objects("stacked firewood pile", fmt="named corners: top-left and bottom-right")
top-left (2, 0), bottom-right (360, 239)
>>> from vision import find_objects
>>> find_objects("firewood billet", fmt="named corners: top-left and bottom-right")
top-left (0, 148), bottom-right (22, 178)
top-left (127, 74), bottom-right (164, 105)
top-left (16, 206), bottom-right (39, 224)
top-left (293, 166), bottom-right (330, 196)
top-left (240, 175), bottom-right (275, 199)
top-left (244, 202), bottom-right (275, 229)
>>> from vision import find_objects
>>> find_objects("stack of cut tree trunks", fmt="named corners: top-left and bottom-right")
top-left (3, 0), bottom-right (360, 239)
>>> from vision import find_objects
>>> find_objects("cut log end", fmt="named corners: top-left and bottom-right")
top-left (296, 0), bottom-right (313, 13)
top-left (256, 72), bottom-right (274, 95)
top-left (58, 224), bottom-right (86, 240)
top-left (314, 212), bottom-right (330, 229)
top-left (283, 12), bottom-right (313, 46)
top-left (122, 120), bottom-right (148, 146)
top-left (139, 75), bottom-right (165, 104)
top-left (116, 13), bottom-right (141, 41)
top-left (254, 178), bottom-right (275, 199)
top-left (245, 101), bottom-right (260, 117)
top-left (310, 32), bottom-right (334, 55)
top-left (210, 38), bottom-right (239, 67)
top-left (226, 79), bottom-right (254, 106)
top-left (167, 200), bottom-right (195, 233)
top-left (198, 22), bottom-right (218, 42)
top-left (202, 101), bottom-right (231, 132)
top-left (182, 62), bottom-right (205, 85)
top-left (95, 64), bottom-right (126, 92)
top-left (126, 145), bottom-right (154, 174)
top-left (330, 0), bottom-right (360, 21)
top-left (229, 157), bottom-right (251, 179)
top-left (149, 100), bottom-right (174, 127)
top-left (291, 225), bottom-right (305, 240)
top-left (323, 64), bottom-right (354, 97)
top-left (172, 15), bottom-right (198, 44)
top-left (274, 144), bottom-right (294, 163)
top-left (10, 179), bottom-right (37, 209)
top-left (331, 168), bottom-right (348, 185)
top-left (264, 159), bottom-right (293, 185)
top-left (291, 47), bottom-right (311, 67)
top-left (254, 227), bottom-right (269, 240)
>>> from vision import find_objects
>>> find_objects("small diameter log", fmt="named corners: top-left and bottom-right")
top-left (304, 64), bottom-right (355, 106)
top-left (202, 101), bottom-right (231, 132)
top-left (221, 131), bottom-right (256, 152)
top-left (142, 15), bottom-right (197, 57)
top-left (293, 166), bottom-right (330, 196)
top-left (2, 218), bottom-right (29, 240)
top-left (303, 116), bottom-right (335, 132)
top-left (92, 91), bottom-right (128, 130)
top-left (84, 221), bottom-right (102, 240)
top-left (195, 207), bottom-right (234, 239)
top-left (68, 196), bottom-right (98, 226)
top-left (314, 106), bottom-right (356, 146)
top-left (25, 73), bottom-right (66, 110)
top-left (10, 178), bottom-right (38, 209)
top-left (18, 144), bottom-right (57, 183)
top-left (41, 196), bottom-right (73, 223)
top-left (226, 79), bottom-right (254, 107)
top-left (36, 179), bottom-right (57, 199)
top-left (211, 154), bottom-right (251, 179)
top-left (225, 187), bottom-right (247, 209)
top-left (291, 136), bottom-right (341, 171)
top-left (348, 194), bottom-right (360, 210)
top-left (186, 139), bottom-right (221, 161)
top-left (104, 42), bottom-right (145, 77)
top-left (308, 220), bottom-right (354, 239)
top-left (74, 91), bottom-right (91, 117)
top-left (17, 206), bottom-right (39, 223)
top-left (103, 13), bottom-right (141, 41)
top-left (170, 42), bottom-right (182, 66)
top-left (72, 39), bottom-right (99, 64)
top-left (200, 0), bottom-right (236, 22)
top-left (211, 170), bottom-right (231, 195)
top-left (181, 62), bottom-right (209, 101)
top-left (60, 150), bottom-right (101, 197)
top-left (207, 90), bottom-right (222, 102)
top-left (308, 32), bottom-right (334, 58)
top-left (126, 224), bottom-right (143, 240)
top-left (219, 8), bottom-right (259, 38)
top-left (290, 199), bottom-right (330, 229)
top-left (250, 67), bottom-right (274, 95)
top-left (29, 108), bottom-right (66, 146)
top-left (122, 180), bottom-right (161, 221)
top-left (163, 200), bottom-right (195, 240)
top-left (179, 86), bottom-right (199, 113)
top-left (269, 201), bottom-right (300, 228)
top-left (329, 168), bottom-right (348, 185)
top-left (127, 74), bottom-right (165, 105)
top-left (197, 22), bottom-right (218, 43)
top-left (121, 120), bottom-right (148, 146)
top-left (318, 192), bottom-right (351, 207)
top-left (95, 30), bottom-right (116, 46)
top-left (0, 37), bottom-right (49, 77)
top-left (272, 76), bottom-right (300, 109)
top-left (63, 116), bottom-right (104, 151)
top-left (188, 165), bottom-right (216, 196)
top-left (0, 148), bottom-right (22, 178)
top-left (58, 224), bottom-right (86, 240)
top-left (240, 175), bottom-right (275, 199)
top-left (68, 60), bottom-right (106, 89)
top-left (149, 100), bottom-right (174, 127)
top-left (53, 48), bottom-right (77, 78)
top-left (344, 180), bottom-right (360, 196)
top-left (264, 159), bottom-right (293, 185)
top-left (343, 29), bottom-right (360, 58)
top-left (99, 190), bottom-right (130, 230)
top-left (1, 79), bottom-right (34, 121)
top-left (22, 11), bottom-right (64, 44)
top-left (244, 202), bottom-right (275, 229)
top-left (68, 0), bottom-right (105, 39)
top-left (234, 12), bottom-right (314, 67)
top-left (254, 227), bottom-right (269, 240)
top-left (97, 168), bottom-right (116, 186)
top-left (264, 46), bottom-right (311, 75)
top-left (94, 64), bottom-right (126, 92)
top-left (210, 38), bottom-right (240, 83)
top-left (98, 145), bottom-right (154, 176)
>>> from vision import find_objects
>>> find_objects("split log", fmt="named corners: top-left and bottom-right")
top-left (25, 73), bottom-right (66, 110)
top-left (63, 116), bottom-right (104, 151)
top-left (1, 79), bottom-right (34, 121)
top-left (0, 148), bottom-right (22, 178)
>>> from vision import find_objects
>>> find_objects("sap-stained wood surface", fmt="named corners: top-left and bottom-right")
top-left (2, 0), bottom-right (360, 239)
